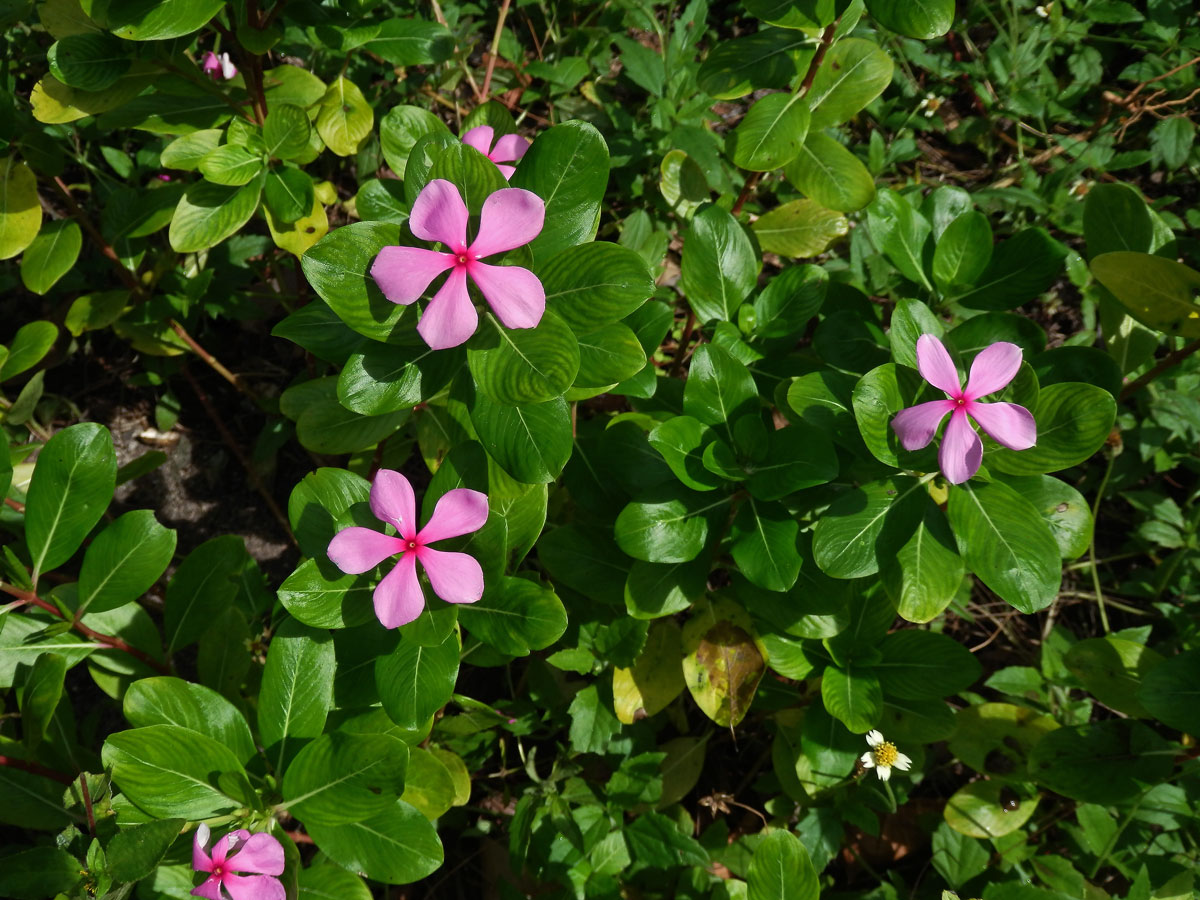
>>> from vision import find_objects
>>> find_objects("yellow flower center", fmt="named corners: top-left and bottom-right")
top-left (873, 742), bottom-right (899, 767)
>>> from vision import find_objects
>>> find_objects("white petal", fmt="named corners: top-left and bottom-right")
top-left (860, 752), bottom-right (875, 768)
top-left (894, 754), bottom-right (912, 771)
top-left (877, 765), bottom-right (892, 782)
top-left (866, 730), bottom-right (884, 747)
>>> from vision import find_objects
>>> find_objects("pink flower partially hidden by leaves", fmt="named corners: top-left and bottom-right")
top-left (370, 179), bottom-right (546, 350)
top-left (191, 824), bottom-right (284, 900)
top-left (202, 51), bottom-right (237, 81)
top-left (461, 125), bottom-right (530, 179)
top-left (327, 469), bottom-right (488, 628)
top-left (891, 334), bottom-right (1037, 484)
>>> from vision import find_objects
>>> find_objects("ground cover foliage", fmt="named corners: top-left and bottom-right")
top-left (1, 0), bottom-right (1199, 897)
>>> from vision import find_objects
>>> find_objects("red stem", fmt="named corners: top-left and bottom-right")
top-left (0, 755), bottom-right (74, 785)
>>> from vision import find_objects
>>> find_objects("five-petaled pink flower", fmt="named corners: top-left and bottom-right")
top-left (327, 469), bottom-right (488, 628)
top-left (202, 51), bottom-right (237, 81)
top-left (891, 334), bottom-right (1037, 484)
top-left (370, 179), bottom-right (546, 351)
top-left (461, 125), bottom-right (530, 179)
top-left (191, 824), bottom-right (284, 900)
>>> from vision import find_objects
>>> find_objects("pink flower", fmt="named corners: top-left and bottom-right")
top-left (202, 51), bottom-right (237, 81)
top-left (370, 179), bottom-right (545, 350)
top-left (891, 334), bottom-right (1037, 484)
top-left (327, 469), bottom-right (488, 628)
top-left (461, 125), bottom-right (530, 179)
top-left (191, 824), bottom-right (284, 900)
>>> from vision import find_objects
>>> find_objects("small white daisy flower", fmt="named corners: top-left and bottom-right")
top-left (860, 730), bottom-right (912, 782)
top-left (1035, 4), bottom-right (1051, 17)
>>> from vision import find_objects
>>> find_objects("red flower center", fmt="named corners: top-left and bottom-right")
top-left (406, 539), bottom-right (419, 551)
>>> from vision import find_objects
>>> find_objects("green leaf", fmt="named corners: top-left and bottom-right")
top-left (47, 32), bottom-right (131, 91)
top-left (163, 535), bottom-right (249, 653)
top-left (1083, 183), bottom-right (1152, 259)
top-left (102, 724), bottom-right (248, 818)
top-left (812, 476), bottom-right (926, 578)
top-left (954, 228), bottom-right (1068, 311)
top-left (932, 211), bottom-right (993, 293)
top-left (752, 263), bottom-right (828, 339)
top-left (510, 121), bottom-right (609, 264)
top-left (697, 28), bottom-right (810, 100)
top-left (988, 382), bottom-right (1116, 475)
top-left (379, 105), bottom-right (450, 176)
top-left (400, 746), bottom-right (457, 819)
top-left (278, 559), bottom-right (375, 630)
top-left (338, 341), bottom-right (460, 416)
top-left (865, 0), bottom-right (955, 39)
top-left (660, 148), bottom-right (709, 218)
top-left (648, 416), bottom-right (724, 492)
top-left (821, 665), bottom-right (883, 733)
top-left (106, 818), bottom-right (185, 883)
top-left (731, 498), bottom-right (801, 592)
top-left (365, 19), bottom-right (455, 65)
top-left (752, 198), bottom-right (848, 258)
top-left (459, 574), bottom-right (567, 656)
top-left (575, 323), bottom-right (646, 388)
top-left (806, 38), bottom-right (894, 130)
top-left (1028, 720), bottom-right (1172, 804)
top-left (682, 597), bottom-right (767, 727)
top-left (727, 92), bottom-right (810, 172)
top-left (65, 290), bottom-right (128, 337)
top-left (468, 310), bottom-right (580, 406)
top-left (876, 630), bottom-right (981, 699)
top-left (26, 422), bottom-right (117, 579)
top-left (681, 204), bottom-right (758, 323)
top-left (888, 298), bottom-right (943, 368)
top-left (19, 218), bottom-right (81, 294)
top-left (1137, 649), bottom-right (1200, 735)
top-left (1090, 251), bottom-right (1200, 338)
top-left (0, 158), bottom-right (41, 261)
top-left (169, 175), bottom-right (263, 253)
top-left (298, 865), bottom-right (373, 900)
top-left (77, 510), bottom-right (175, 615)
top-left (316, 76), bottom-right (373, 156)
top-left (0, 847), bottom-right (81, 900)
top-left (946, 480), bottom-right (1061, 614)
top-left (469, 392), bottom-right (572, 484)
top-left (615, 488), bottom-right (724, 564)
top-left (264, 165), bottom-right (315, 225)
top-left (1064, 637), bottom-right (1163, 718)
top-left (785, 131), bottom-right (876, 212)
top-left (161, 129), bottom-right (222, 170)
top-left (19, 651), bottom-right (66, 749)
top-left (944, 780), bottom-right (1037, 839)
top-left (624, 811), bottom-right (709, 867)
top-left (301, 221), bottom-right (412, 343)
top-left (123, 676), bottom-right (257, 764)
top-left (1000, 474), bottom-right (1093, 559)
top-left (354, 178), bottom-right (408, 225)
top-left (881, 503), bottom-right (964, 623)
top-left (305, 801), bottom-right (443, 885)
top-left (931, 822), bottom-right (988, 889)
top-left (683, 343), bottom-right (759, 426)
top-left (260, 617), bottom-right (336, 771)
top-left (0, 319), bottom-right (59, 381)
top-left (542, 241), bottom-right (655, 334)
top-left (264, 103), bottom-right (312, 160)
top-left (866, 189), bottom-right (933, 290)
top-left (376, 629), bottom-right (459, 732)
top-left (745, 423), bottom-right (838, 500)
top-left (100, 0), bottom-right (225, 40)
top-left (198, 144), bottom-right (265, 186)
top-left (851, 362), bottom-right (939, 469)
top-left (282, 731), bottom-right (409, 826)
top-left (748, 829), bottom-right (819, 900)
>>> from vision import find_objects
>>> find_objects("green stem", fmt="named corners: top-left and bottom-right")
top-left (1088, 450), bottom-right (1116, 634)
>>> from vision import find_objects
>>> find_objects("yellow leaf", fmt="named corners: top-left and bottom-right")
top-left (0, 158), bottom-right (42, 261)
top-left (316, 76), bottom-right (373, 157)
top-left (265, 190), bottom-right (328, 257)
top-left (613, 620), bottom-right (686, 725)
top-left (681, 596), bottom-right (768, 727)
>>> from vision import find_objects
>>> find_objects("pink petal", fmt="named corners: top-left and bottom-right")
top-left (469, 188), bottom-right (545, 258)
top-left (915, 334), bottom-right (963, 397)
top-left (374, 552), bottom-right (425, 628)
top-left (371, 246), bottom-right (456, 305)
top-left (461, 125), bottom-right (494, 155)
top-left (964, 341), bottom-right (1024, 400)
top-left (939, 410), bottom-right (983, 484)
top-left (891, 399), bottom-right (955, 451)
top-left (410, 179), bottom-right (469, 250)
top-left (226, 833), bottom-right (285, 876)
top-left (222, 874), bottom-right (286, 900)
top-left (418, 488), bottom-right (489, 543)
top-left (191, 878), bottom-right (224, 900)
top-left (193, 824), bottom-right (213, 872)
top-left (370, 469), bottom-right (418, 540)
top-left (491, 133), bottom-right (530, 164)
top-left (467, 261), bottom-right (545, 330)
top-left (417, 547), bottom-right (484, 604)
top-left (209, 830), bottom-right (249, 867)
top-left (496, 164), bottom-right (516, 180)
top-left (968, 401), bottom-right (1037, 451)
top-left (417, 266), bottom-right (479, 350)
top-left (201, 52), bottom-right (219, 74)
top-left (327, 528), bottom-right (404, 575)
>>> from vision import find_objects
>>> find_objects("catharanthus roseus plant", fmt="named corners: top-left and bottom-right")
top-left (327, 469), bottom-right (488, 627)
top-left (191, 825), bottom-right (284, 900)
top-left (461, 125), bottom-right (530, 178)
top-left (891, 334), bottom-right (1037, 483)
top-left (370, 179), bottom-right (546, 349)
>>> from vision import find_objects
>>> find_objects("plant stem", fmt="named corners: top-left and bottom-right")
top-left (52, 177), bottom-right (142, 296)
top-left (0, 754), bottom-right (74, 785)
top-left (169, 320), bottom-right (258, 403)
top-left (480, 0), bottom-right (512, 101)
top-left (1088, 451), bottom-right (1116, 634)
top-left (1119, 336), bottom-right (1200, 401)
